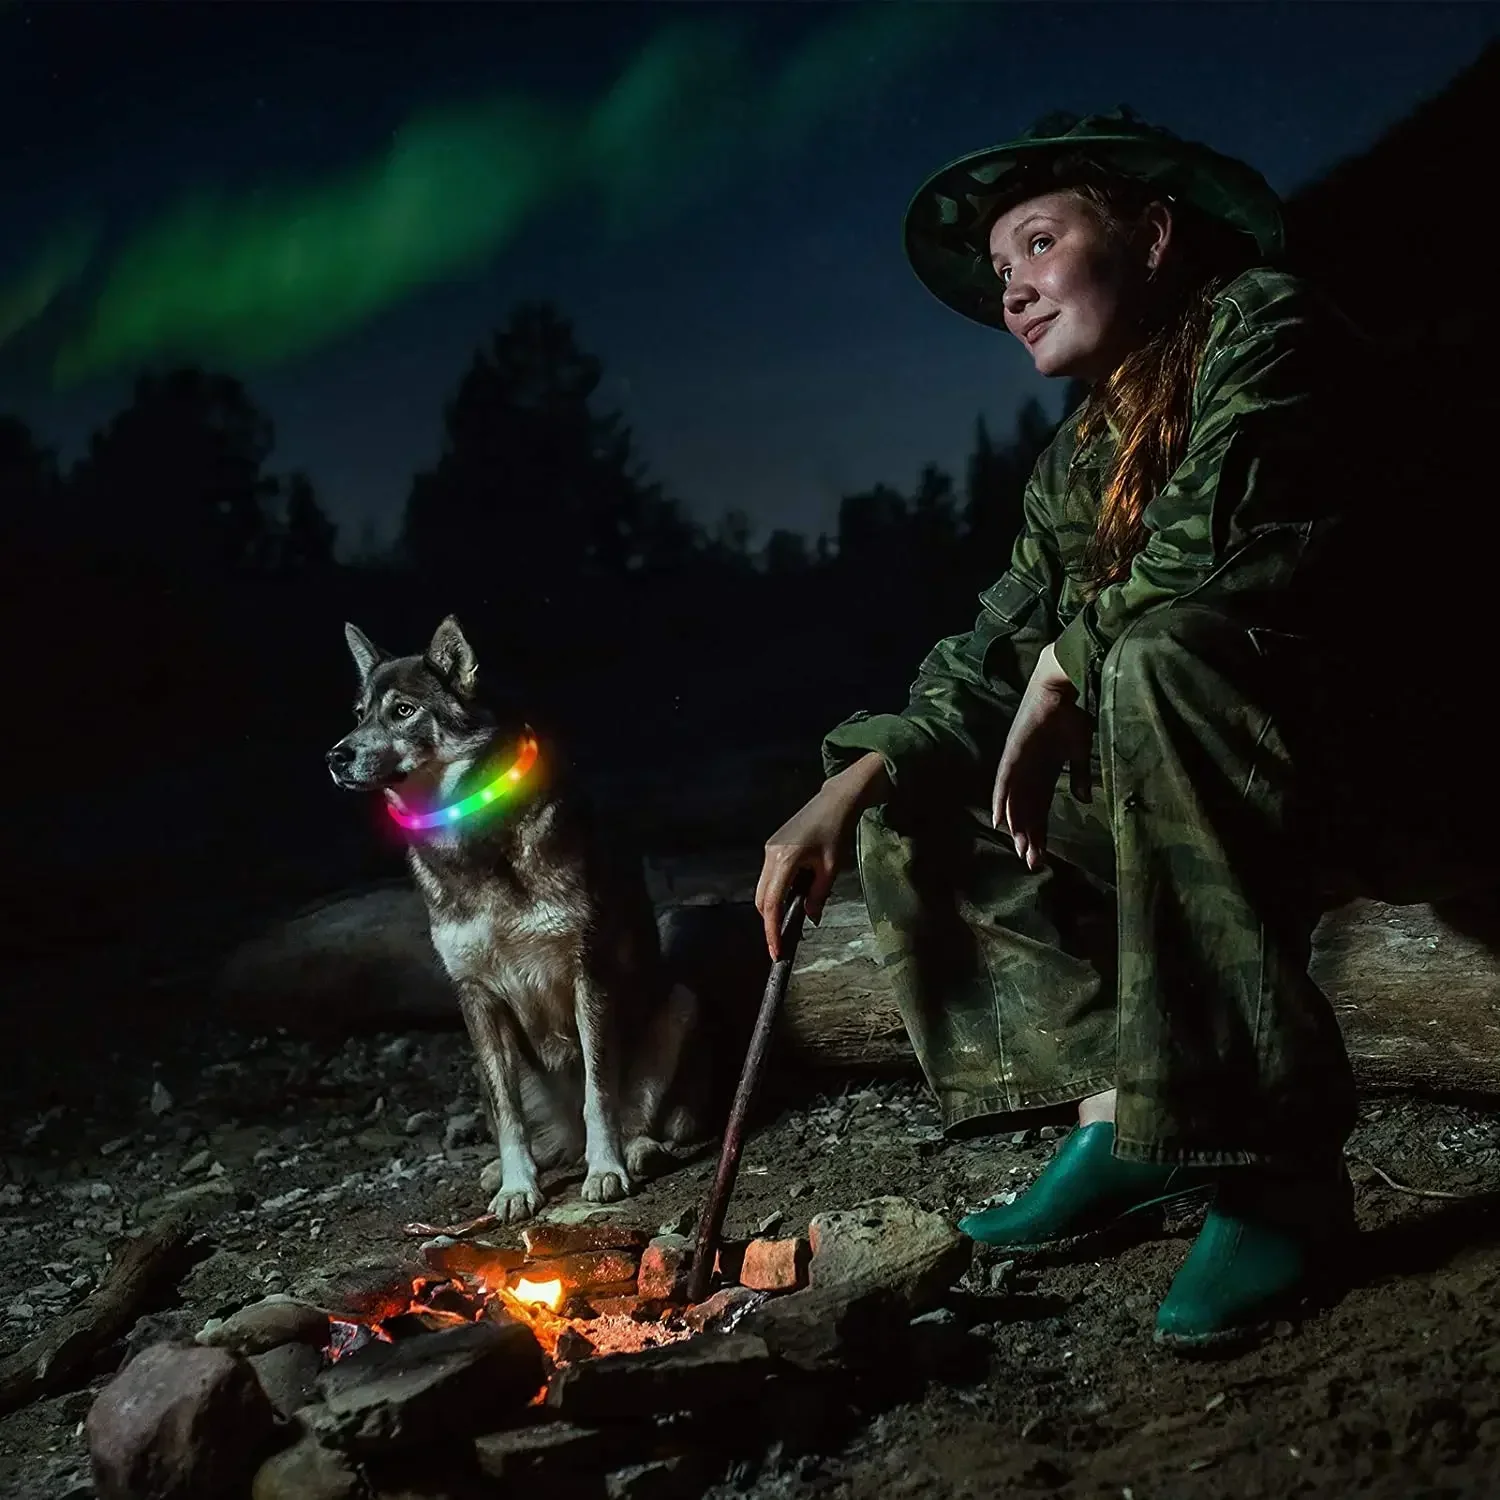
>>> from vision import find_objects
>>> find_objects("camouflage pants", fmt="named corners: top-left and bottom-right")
top-left (856, 604), bottom-right (1365, 1168)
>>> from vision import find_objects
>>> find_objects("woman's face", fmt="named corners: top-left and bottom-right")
top-left (987, 189), bottom-right (1171, 381)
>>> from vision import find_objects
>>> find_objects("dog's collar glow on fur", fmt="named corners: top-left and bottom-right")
top-left (386, 732), bottom-right (540, 832)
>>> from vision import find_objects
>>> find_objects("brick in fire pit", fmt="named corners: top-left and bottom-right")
top-left (636, 1235), bottom-right (692, 1302)
top-left (738, 1237), bottom-right (811, 1293)
top-left (517, 1248), bottom-right (641, 1294)
top-left (521, 1221), bottom-right (650, 1257)
top-left (420, 1239), bottom-right (526, 1286)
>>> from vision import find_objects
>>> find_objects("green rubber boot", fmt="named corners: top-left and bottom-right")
top-left (1154, 1162), bottom-right (1355, 1352)
top-left (959, 1122), bottom-right (1216, 1253)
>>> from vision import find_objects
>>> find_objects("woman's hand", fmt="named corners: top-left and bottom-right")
top-left (991, 643), bottom-right (1094, 871)
top-left (756, 752), bottom-right (890, 959)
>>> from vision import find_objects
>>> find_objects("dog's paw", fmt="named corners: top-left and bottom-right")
top-left (581, 1163), bottom-right (633, 1203)
top-left (488, 1181), bottom-right (545, 1223)
top-left (624, 1135), bottom-right (675, 1181)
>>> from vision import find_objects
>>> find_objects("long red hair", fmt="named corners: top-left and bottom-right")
top-left (1066, 181), bottom-right (1259, 593)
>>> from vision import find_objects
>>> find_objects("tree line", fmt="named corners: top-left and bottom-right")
top-left (1, 299), bottom-right (1071, 610)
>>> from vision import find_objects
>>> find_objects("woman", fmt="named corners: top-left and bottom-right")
top-left (755, 109), bottom-right (1394, 1350)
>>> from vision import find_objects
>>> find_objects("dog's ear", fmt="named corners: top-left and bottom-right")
top-left (426, 615), bottom-right (478, 697)
top-left (344, 623), bottom-right (388, 684)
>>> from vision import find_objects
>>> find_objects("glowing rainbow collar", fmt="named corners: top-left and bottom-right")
top-left (386, 733), bottom-right (540, 832)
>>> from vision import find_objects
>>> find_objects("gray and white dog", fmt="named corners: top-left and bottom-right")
top-left (326, 616), bottom-right (701, 1223)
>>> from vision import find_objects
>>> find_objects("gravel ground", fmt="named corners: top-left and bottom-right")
top-left (5, 1001), bottom-right (1500, 1500)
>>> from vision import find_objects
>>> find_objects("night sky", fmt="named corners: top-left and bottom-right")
top-left (2, 1), bottom-right (1496, 557)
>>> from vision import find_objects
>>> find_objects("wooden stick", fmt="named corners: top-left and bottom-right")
top-left (0, 1211), bottom-right (201, 1416)
top-left (686, 870), bottom-right (813, 1306)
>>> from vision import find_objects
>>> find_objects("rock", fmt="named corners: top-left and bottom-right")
top-left (520, 1249), bottom-right (643, 1294)
top-left (378, 1036), bottom-right (419, 1068)
top-left (741, 1283), bottom-right (905, 1373)
top-left (442, 1111), bottom-right (487, 1151)
top-left (475, 1420), bottom-right (637, 1483)
top-left (297, 1259), bottom-right (425, 1321)
top-left (740, 1198), bottom-right (971, 1372)
top-left (180, 1149), bottom-right (212, 1176)
top-left (262, 1187), bottom-right (311, 1213)
top-left (150, 1081), bottom-right (175, 1116)
top-left (419, 1239), bottom-right (526, 1286)
top-left (479, 1159), bottom-right (502, 1196)
top-left (135, 1178), bottom-right (240, 1225)
top-left (534, 1200), bottom-right (630, 1228)
top-left (403, 1110), bottom-right (440, 1136)
top-left (606, 1456), bottom-right (714, 1500)
top-left (311, 1320), bottom-right (545, 1453)
top-left (807, 1196), bottom-right (970, 1310)
top-left (251, 1432), bottom-right (360, 1500)
top-left (198, 1296), bottom-right (332, 1356)
top-left (546, 1334), bottom-right (776, 1423)
top-left (123, 1311), bottom-right (205, 1368)
top-left (521, 1222), bottom-right (650, 1257)
top-left (684, 1286), bottom-right (767, 1334)
top-left (249, 1341), bottom-right (323, 1418)
top-left (86, 1342), bottom-right (278, 1500)
top-left (738, 1237), bottom-right (810, 1293)
top-left (555, 1327), bottom-right (596, 1363)
top-left (906, 1307), bottom-right (989, 1385)
top-left (352, 1128), bottom-right (400, 1153)
top-left (636, 1236), bottom-right (692, 1302)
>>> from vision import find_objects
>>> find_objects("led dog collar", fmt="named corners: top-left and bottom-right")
top-left (386, 733), bottom-right (540, 832)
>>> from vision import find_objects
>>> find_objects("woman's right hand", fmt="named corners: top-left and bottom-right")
top-left (755, 752), bottom-right (891, 959)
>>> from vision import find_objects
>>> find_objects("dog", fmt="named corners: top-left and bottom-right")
top-left (325, 615), bottom-right (702, 1223)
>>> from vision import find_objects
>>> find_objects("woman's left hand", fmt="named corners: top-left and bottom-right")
top-left (992, 642), bottom-right (1095, 871)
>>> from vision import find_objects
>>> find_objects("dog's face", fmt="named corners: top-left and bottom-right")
top-left (326, 616), bottom-right (502, 795)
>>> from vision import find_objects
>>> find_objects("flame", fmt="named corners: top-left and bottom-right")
top-left (512, 1277), bottom-right (564, 1310)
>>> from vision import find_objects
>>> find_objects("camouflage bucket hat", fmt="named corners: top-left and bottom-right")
top-left (903, 106), bottom-right (1286, 329)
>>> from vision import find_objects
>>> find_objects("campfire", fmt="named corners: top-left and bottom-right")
top-left (79, 1196), bottom-right (971, 1498)
top-left (322, 1220), bottom-right (709, 1378)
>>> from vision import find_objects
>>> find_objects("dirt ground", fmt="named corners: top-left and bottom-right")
top-left (5, 982), bottom-right (1500, 1500)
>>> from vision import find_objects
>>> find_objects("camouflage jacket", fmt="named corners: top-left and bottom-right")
top-left (822, 265), bottom-right (1373, 801)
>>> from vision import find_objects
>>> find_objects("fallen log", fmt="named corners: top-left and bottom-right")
top-left (217, 875), bottom-right (1500, 1097)
top-left (783, 895), bottom-right (1500, 1096)
top-left (0, 1211), bottom-right (202, 1416)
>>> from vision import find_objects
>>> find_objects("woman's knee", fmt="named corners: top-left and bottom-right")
top-left (1101, 604), bottom-right (1259, 720)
